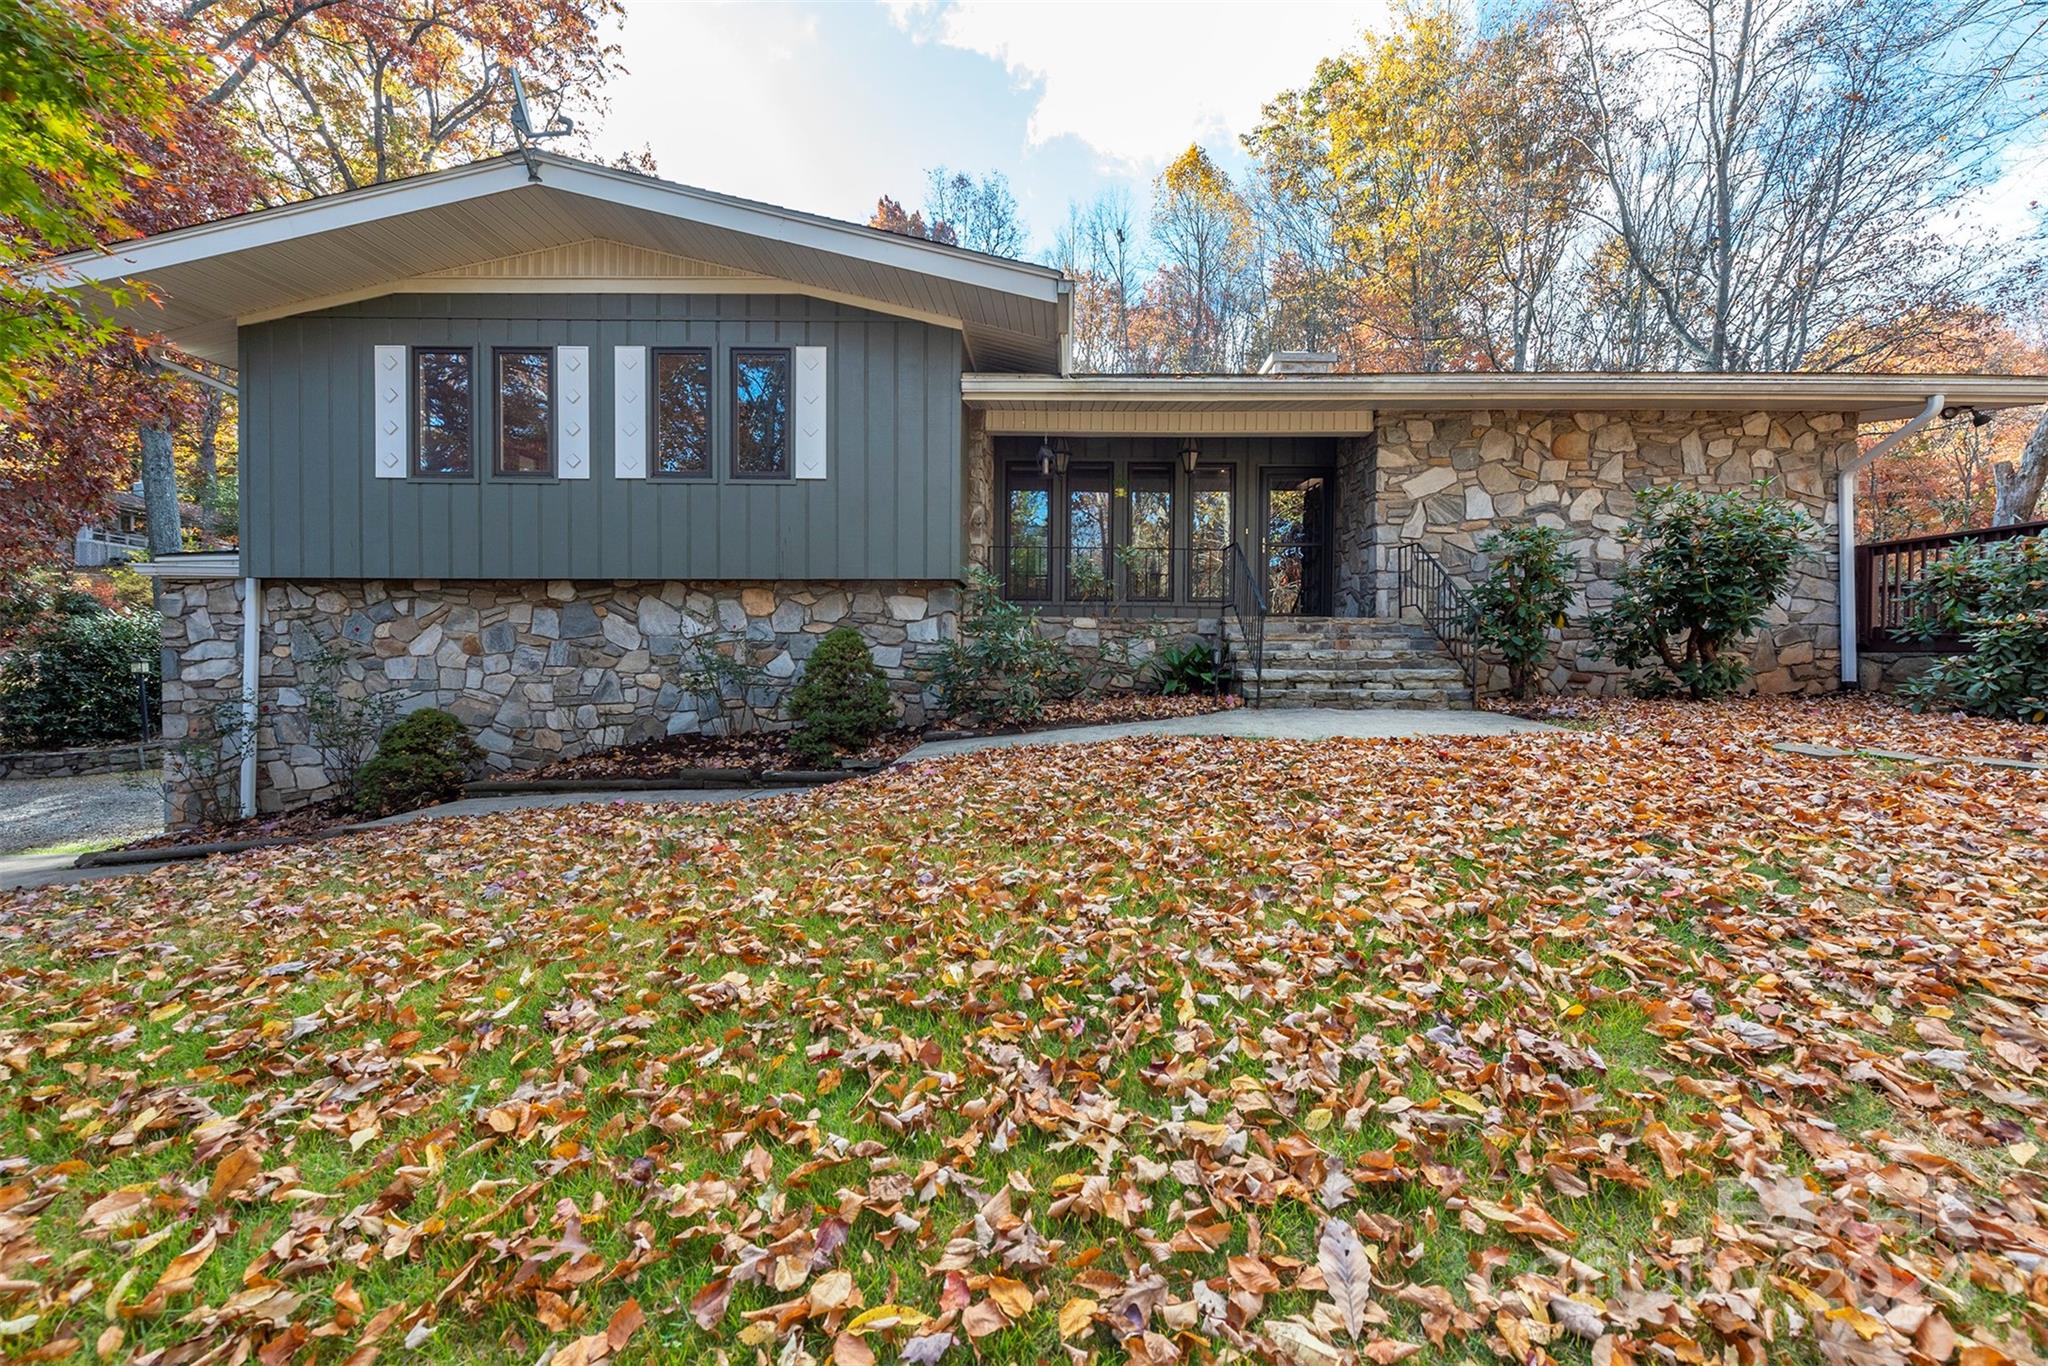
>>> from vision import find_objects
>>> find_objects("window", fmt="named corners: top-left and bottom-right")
top-left (652, 348), bottom-right (712, 477)
top-left (493, 348), bottom-right (553, 476)
top-left (731, 348), bottom-right (791, 478)
top-left (412, 348), bottom-right (473, 477)
top-left (1190, 466), bottom-right (1233, 600)
top-left (1127, 464), bottom-right (1174, 600)
top-left (1065, 464), bottom-right (1112, 602)
top-left (1003, 464), bottom-right (1051, 600)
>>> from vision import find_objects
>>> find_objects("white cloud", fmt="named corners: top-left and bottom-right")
top-left (885, 0), bottom-right (1387, 171)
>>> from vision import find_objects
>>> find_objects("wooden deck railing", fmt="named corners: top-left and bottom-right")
top-left (1856, 520), bottom-right (2047, 652)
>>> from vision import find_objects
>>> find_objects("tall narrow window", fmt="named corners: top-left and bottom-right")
top-left (1127, 464), bottom-right (1174, 601)
top-left (1003, 464), bottom-right (1052, 600)
top-left (1065, 464), bottom-right (1112, 602)
top-left (1190, 465), bottom-right (1233, 600)
top-left (493, 348), bottom-right (553, 476)
top-left (732, 348), bottom-right (791, 478)
top-left (412, 348), bottom-right (473, 477)
top-left (652, 347), bottom-right (712, 477)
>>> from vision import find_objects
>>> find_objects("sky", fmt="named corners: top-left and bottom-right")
top-left (587, 0), bottom-right (1388, 259)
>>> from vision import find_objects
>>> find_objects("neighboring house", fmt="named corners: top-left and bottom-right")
top-left (47, 151), bottom-right (2048, 824)
top-left (72, 490), bottom-right (153, 568)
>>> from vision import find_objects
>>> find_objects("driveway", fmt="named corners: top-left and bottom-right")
top-left (0, 771), bottom-right (164, 858)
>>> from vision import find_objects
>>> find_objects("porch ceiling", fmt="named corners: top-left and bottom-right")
top-left (963, 372), bottom-right (2048, 422)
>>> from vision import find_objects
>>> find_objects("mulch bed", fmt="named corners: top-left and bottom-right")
top-left (110, 796), bottom-right (365, 854)
top-left (932, 692), bottom-right (1242, 738)
top-left (515, 729), bottom-right (923, 784)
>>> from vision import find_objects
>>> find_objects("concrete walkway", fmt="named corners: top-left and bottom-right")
top-left (902, 705), bottom-right (1554, 762)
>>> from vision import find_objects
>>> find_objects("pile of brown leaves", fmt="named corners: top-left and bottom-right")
top-left (520, 729), bottom-right (922, 783)
top-left (0, 698), bottom-right (2043, 1364)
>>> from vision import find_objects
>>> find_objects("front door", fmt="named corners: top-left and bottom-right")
top-left (1262, 471), bottom-right (1331, 616)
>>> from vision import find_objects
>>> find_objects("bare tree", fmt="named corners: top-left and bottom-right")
top-left (925, 168), bottom-right (1028, 258)
top-left (1052, 192), bottom-right (1144, 373)
top-left (1561, 0), bottom-right (2042, 371)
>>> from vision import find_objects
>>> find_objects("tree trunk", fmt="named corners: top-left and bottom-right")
top-left (140, 423), bottom-right (182, 555)
top-left (1992, 409), bottom-right (2048, 526)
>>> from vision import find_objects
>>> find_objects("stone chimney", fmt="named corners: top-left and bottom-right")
top-left (1257, 350), bottom-right (1340, 375)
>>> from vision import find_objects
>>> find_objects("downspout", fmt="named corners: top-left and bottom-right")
top-left (239, 575), bottom-right (261, 819)
top-left (1837, 393), bottom-right (1943, 688)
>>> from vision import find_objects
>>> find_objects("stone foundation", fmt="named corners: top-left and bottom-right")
top-left (159, 578), bottom-right (957, 824)
top-left (1859, 650), bottom-right (1947, 694)
top-left (1033, 612), bottom-right (1221, 692)
top-left (0, 740), bottom-right (164, 781)
top-left (1373, 409), bottom-right (1851, 696)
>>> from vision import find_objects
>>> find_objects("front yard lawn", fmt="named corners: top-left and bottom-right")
top-left (1, 698), bottom-right (2043, 1364)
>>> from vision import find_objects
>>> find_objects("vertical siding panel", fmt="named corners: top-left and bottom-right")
top-left (896, 327), bottom-right (925, 579)
top-left (272, 321), bottom-right (304, 577)
top-left (866, 323), bottom-right (897, 576)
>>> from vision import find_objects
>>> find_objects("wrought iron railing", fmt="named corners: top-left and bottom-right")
top-left (1390, 540), bottom-right (1479, 688)
top-left (1856, 520), bottom-right (2047, 652)
top-left (981, 541), bottom-right (1235, 609)
top-left (1225, 541), bottom-right (1269, 706)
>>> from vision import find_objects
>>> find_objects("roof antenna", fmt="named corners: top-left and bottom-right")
top-left (508, 66), bottom-right (574, 183)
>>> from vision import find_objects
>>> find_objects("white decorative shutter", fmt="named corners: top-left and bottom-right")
top-left (613, 345), bottom-right (647, 479)
top-left (556, 345), bottom-right (590, 479)
top-left (793, 345), bottom-right (827, 480)
top-left (373, 345), bottom-right (407, 478)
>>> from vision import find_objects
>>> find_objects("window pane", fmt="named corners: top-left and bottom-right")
top-left (732, 349), bottom-right (790, 477)
top-left (494, 349), bottom-right (552, 475)
top-left (1190, 466), bottom-right (1232, 600)
top-left (654, 349), bottom-right (711, 476)
top-left (1066, 464), bottom-right (1111, 602)
top-left (413, 349), bottom-right (472, 477)
top-left (1004, 464), bottom-right (1051, 599)
top-left (1127, 464), bottom-right (1173, 600)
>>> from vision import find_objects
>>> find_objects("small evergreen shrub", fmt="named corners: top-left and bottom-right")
top-left (1147, 640), bottom-right (1226, 696)
top-left (352, 708), bottom-right (479, 817)
top-left (1465, 524), bottom-right (1576, 700)
top-left (1589, 483), bottom-right (1812, 700)
top-left (788, 627), bottom-right (894, 765)
top-left (935, 569), bottom-right (1082, 724)
top-left (1899, 533), bottom-right (2048, 721)
top-left (0, 607), bottom-right (162, 749)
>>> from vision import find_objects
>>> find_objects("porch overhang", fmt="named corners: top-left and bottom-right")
top-left (963, 371), bottom-right (2048, 424)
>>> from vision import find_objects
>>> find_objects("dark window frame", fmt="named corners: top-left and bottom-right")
top-left (490, 345), bottom-right (556, 479)
top-left (729, 346), bottom-right (793, 481)
top-left (1125, 462), bottom-right (1177, 602)
top-left (409, 345), bottom-right (477, 480)
top-left (648, 345), bottom-right (716, 481)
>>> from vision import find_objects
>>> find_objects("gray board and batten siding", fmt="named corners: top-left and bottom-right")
top-left (238, 293), bottom-right (965, 582)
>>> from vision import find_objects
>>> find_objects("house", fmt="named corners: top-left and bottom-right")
top-left (72, 490), bottom-right (153, 568)
top-left (48, 151), bottom-right (2048, 824)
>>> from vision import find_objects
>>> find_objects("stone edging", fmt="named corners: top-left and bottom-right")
top-left (1772, 741), bottom-right (2044, 772)
top-left (0, 741), bottom-right (163, 782)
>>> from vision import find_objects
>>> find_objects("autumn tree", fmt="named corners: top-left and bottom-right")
top-left (924, 168), bottom-right (1026, 258)
top-left (172, 0), bottom-right (625, 199)
top-left (1143, 146), bottom-right (1267, 372)
top-left (868, 195), bottom-right (957, 246)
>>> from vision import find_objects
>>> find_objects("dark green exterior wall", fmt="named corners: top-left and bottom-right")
top-left (238, 293), bottom-right (964, 581)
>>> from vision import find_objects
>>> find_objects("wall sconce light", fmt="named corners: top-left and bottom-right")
top-left (1179, 440), bottom-right (1201, 475)
top-left (1037, 436), bottom-right (1055, 477)
top-left (1970, 408), bottom-right (1994, 428)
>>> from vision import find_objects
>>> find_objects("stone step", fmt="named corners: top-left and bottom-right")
top-left (1257, 663), bottom-right (1468, 685)
top-left (1252, 687), bottom-right (1474, 710)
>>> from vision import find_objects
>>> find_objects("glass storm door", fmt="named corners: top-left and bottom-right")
top-left (1261, 471), bottom-right (1331, 616)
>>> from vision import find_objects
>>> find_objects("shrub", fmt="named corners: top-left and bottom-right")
top-left (1899, 533), bottom-right (2048, 721)
top-left (935, 568), bottom-right (1081, 724)
top-left (677, 633), bottom-right (772, 734)
top-left (160, 699), bottom-right (255, 828)
top-left (1465, 524), bottom-right (1576, 700)
top-left (788, 627), bottom-right (894, 765)
top-left (1589, 483), bottom-right (1812, 700)
top-left (1147, 640), bottom-right (1227, 696)
top-left (353, 708), bottom-right (480, 817)
top-left (0, 607), bottom-right (162, 749)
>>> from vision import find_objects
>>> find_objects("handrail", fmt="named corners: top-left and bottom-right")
top-left (1389, 540), bottom-right (1480, 690)
top-left (1225, 541), bottom-right (1268, 706)
top-left (1858, 520), bottom-right (2048, 651)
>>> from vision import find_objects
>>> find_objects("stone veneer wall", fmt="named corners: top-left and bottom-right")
top-left (1032, 612), bottom-right (1221, 692)
top-left (1373, 409), bottom-right (1852, 696)
top-left (1859, 650), bottom-right (1945, 694)
top-left (964, 409), bottom-right (996, 575)
top-left (1332, 434), bottom-right (1376, 616)
top-left (159, 578), bottom-right (957, 823)
top-left (0, 740), bottom-right (165, 781)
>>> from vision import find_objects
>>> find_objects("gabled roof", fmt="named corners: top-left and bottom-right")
top-left (46, 151), bottom-right (1071, 372)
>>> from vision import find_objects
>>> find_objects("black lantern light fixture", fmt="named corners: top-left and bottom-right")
top-left (1053, 439), bottom-right (1072, 476)
top-left (1178, 440), bottom-right (1201, 475)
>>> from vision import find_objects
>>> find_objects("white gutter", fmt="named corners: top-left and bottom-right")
top-left (146, 348), bottom-right (237, 396)
top-left (1838, 393), bottom-right (1944, 688)
top-left (239, 576), bottom-right (261, 819)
